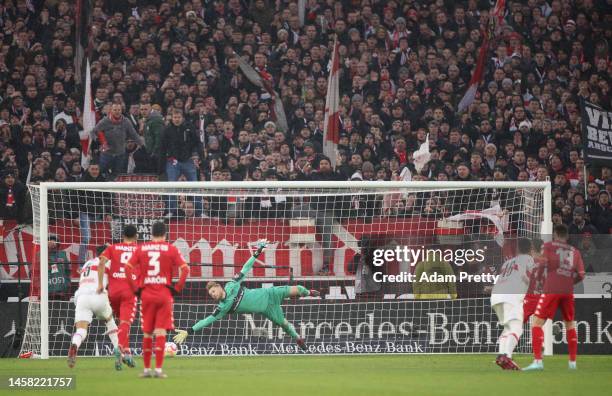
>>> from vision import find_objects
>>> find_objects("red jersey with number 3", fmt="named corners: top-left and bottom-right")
top-left (541, 241), bottom-right (585, 294)
top-left (130, 242), bottom-right (186, 295)
top-left (100, 242), bottom-right (140, 295)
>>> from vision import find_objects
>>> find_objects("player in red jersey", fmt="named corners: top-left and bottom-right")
top-left (523, 224), bottom-right (585, 371)
top-left (523, 239), bottom-right (545, 324)
top-left (126, 222), bottom-right (189, 379)
top-left (97, 225), bottom-right (139, 370)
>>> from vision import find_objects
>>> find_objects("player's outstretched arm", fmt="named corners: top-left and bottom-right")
top-left (234, 239), bottom-right (267, 283)
top-left (173, 309), bottom-right (224, 344)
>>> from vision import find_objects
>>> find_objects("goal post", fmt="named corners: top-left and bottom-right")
top-left (24, 180), bottom-right (552, 358)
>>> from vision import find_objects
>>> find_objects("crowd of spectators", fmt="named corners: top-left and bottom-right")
top-left (0, 0), bottom-right (610, 238)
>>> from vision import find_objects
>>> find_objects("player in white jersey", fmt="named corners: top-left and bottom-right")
top-left (490, 238), bottom-right (535, 370)
top-left (68, 253), bottom-right (121, 370)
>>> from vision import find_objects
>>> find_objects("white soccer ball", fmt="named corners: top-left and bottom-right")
top-left (165, 341), bottom-right (178, 357)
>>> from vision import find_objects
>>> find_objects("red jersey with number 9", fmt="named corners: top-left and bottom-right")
top-left (129, 242), bottom-right (187, 295)
top-left (541, 240), bottom-right (585, 294)
top-left (100, 242), bottom-right (140, 295)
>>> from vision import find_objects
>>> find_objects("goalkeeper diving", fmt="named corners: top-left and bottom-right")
top-left (173, 240), bottom-right (320, 351)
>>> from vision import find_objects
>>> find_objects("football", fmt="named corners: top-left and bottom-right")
top-left (165, 342), bottom-right (178, 357)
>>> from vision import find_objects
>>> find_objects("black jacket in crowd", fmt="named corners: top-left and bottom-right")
top-left (159, 122), bottom-right (201, 164)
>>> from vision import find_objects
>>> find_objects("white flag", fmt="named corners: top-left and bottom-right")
top-left (323, 38), bottom-right (341, 167)
top-left (413, 134), bottom-right (431, 173)
top-left (80, 59), bottom-right (96, 168)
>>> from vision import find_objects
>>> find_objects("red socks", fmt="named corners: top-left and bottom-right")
top-left (531, 326), bottom-right (544, 360)
top-left (567, 328), bottom-right (577, 362)
top-left (142, 337), bottom-right (153, 369)
top-left (155, 335), bottom-right (166, 370)
top-left (144, 335), bottom-right (167, 370)
top-left (118, 322), bottom-right (131, 352)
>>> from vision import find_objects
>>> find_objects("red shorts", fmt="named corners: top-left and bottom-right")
top-left (140, 291), bottom-right (174, 334)
top-left (534, 294), bottom-right (575, 321)
top-left (523, 294), bottom-right (540, 323)
top-left (109, 289), bottom-right (137, 325)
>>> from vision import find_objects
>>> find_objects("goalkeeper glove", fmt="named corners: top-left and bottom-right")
top-left (253, 239), bottom-right (268, 258)
top-left (173, 328), bottom-right (193, 344)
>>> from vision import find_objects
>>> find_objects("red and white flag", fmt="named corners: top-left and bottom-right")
top-left (237, 56), bottom-right (288, 132)
top-left (457, 0), bottom-right (505, 113)
top-left (80, 59), bottom-right (95, 168)
top-left (491, 0), bottom-right (506, 36)
top-left (457, 33), bottom-right (490, 113)
top-left (323, 38), bottom-right (341, 167)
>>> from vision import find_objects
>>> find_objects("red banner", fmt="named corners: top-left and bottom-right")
top-left (0, 217), bottom-right (438, 281)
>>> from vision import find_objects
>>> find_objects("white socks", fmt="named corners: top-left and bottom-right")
top-left (498, 334), bottom-right (508, 355)
top-left (106, 319), bottom-right (119, 348)
top-left (71, 328), bottom-right (87, 348)
top-left (505, 333), bottom-right (519, 358)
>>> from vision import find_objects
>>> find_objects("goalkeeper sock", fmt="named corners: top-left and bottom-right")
top-left (296, 285), bottom-right (310, 297)
top-left (142, 337), bottom-right (153, 369)
top-left (154, 335), bottom-right (166, 369)
top-left (71, 328), bottom-right (87, 348)
top-left (567, 328), bottom-right (577, 362)
top-left (532, 326), bottom-right (544, 360)
top-left (106, 319), bottom-right (119, 348)
top-left (281, 320), bottom-right (299, 339)
top-left (118, 322), bottom-right (131, 352)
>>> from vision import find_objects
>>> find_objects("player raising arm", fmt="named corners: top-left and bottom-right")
top-left (97, 225), bottom-right (139, 370)
top-left (68, 247), bottom-right (120, 369)
top-left (523, 224), bottom-right (585, 371)
top-left (490, 238), bottom-right (536, 370)
top-left (173, 240), bottom-right (320, 351)
top-left (126, 222), bottom-right (190, 378)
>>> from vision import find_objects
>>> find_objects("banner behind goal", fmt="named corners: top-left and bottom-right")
top-left (22, 181), bottom-right (551, 358)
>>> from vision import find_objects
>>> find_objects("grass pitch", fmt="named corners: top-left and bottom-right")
top-left (1, 355), bottom-right (611, 396)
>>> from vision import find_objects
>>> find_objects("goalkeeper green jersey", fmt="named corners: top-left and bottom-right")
top-left (192, 256), bottom-right (278, 332)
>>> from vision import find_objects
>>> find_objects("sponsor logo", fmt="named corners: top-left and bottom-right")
top-left (32, 298), bottom-right (611, 357)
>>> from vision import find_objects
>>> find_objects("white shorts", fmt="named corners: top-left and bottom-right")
top-left (492, 302), bottom-right (523, 325)
top-left (74, 294), bottom-right (113, 323)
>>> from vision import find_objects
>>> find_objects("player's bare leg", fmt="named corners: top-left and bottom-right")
top-left (523, 316), bottom-right (546, 371)
top-left (68, 321), bottom-right (89, 368)
top-left (152, 328), bottom-right (168, 378)
top-left (140, 332), bottom-right (154, 378)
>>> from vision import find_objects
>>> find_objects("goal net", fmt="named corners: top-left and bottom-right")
top-left (22, 181), bottom-right (551, 358)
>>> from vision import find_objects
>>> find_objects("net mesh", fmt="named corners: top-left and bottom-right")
top-left (22, 182), bottom-right (547, 356)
